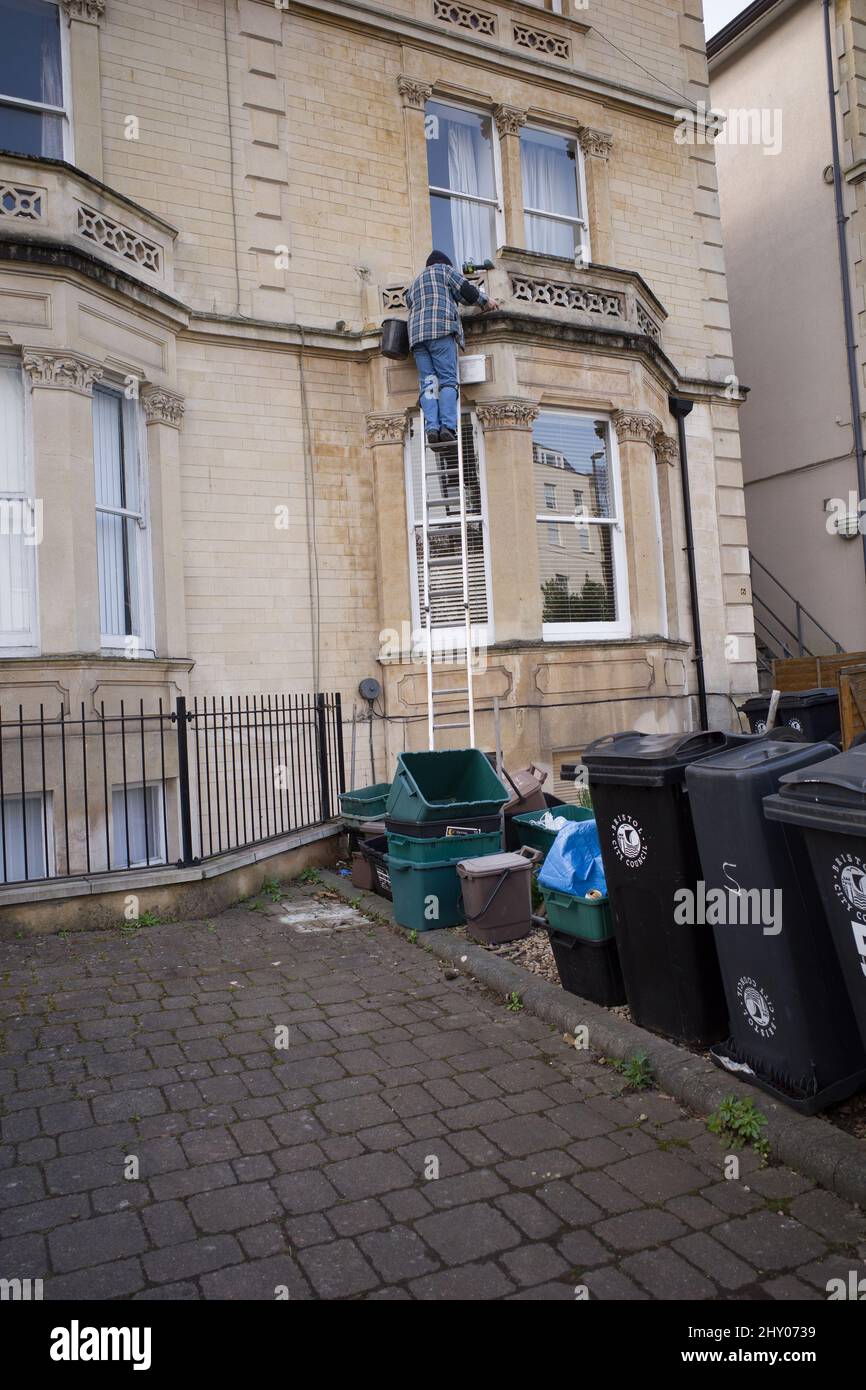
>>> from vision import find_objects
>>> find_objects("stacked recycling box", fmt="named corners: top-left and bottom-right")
top-left (384, 750), bottom-right (508, 931)
top-left (536, 812), bottom-right (627, 1007)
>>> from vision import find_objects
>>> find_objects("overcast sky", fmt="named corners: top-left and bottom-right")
top-left (702, 0), bottom-right (750, 38)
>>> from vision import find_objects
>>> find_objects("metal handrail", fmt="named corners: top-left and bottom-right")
top-left (750, 552), bottom-right (843, 653)
top-left (752, 594), bottom-right (814, 659)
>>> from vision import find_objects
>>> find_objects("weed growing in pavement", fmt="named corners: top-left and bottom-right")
top-left (296, 867), bottom-right (322, 884)
top-left (613, 1049), bottom-right (655, 1091)
top-left (261, 879), bottom-right (284, 902)
top-left (408, 930), bottom-right (418, 944)
top-left (708, 1094), bottom-right (770, 1162)
top-left (506, 991), bottom-right (524, 1012)
top-left (119, 911), bottom-right (163, 932)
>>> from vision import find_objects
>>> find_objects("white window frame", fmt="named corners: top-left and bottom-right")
top-left (405, 409), bottom-right (494, 652)
top-left (520, 123), bottom-right (591, 264)
top-left (110, 781), bottom-right (166, 870)
top-left (426, 97), bottom-right (506, 265)
top-left (93, 381), bottom-right (155, 656)
top-left (0, 0), bottom-right (74, 162)
top-left (0, 790), bottom-right (54, 883)
top-left (0, 355), bottom-right (39, 654)
top-left (536, 411), bottom-right (631, 642)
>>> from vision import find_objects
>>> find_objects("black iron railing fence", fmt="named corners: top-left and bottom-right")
top-left (0, 692), bottom-right (345, 887)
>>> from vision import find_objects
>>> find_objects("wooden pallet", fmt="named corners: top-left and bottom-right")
top-left (840, 663), bottom-right (866, 748)
top-left (772, 651), bottom-right (866, 692)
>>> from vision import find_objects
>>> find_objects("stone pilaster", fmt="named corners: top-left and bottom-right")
top-left (494, 105), bottom-right (528, 248)
top-left (366, 412), bottom-right (412, 645)
top-left (476, 399), bottom-right (541, 640)
top-left (61, 0), bottom-right (105, 180)
top-left (398, 76), bottom-right (434, 267)
top-left (141, 386), bottom-right (188, 658)
top-left (578, 127), bottom-right (613, 265)
top-left (23, 349), bottom-right (104, 654)
top-left (612, 410), bottom-right (666, 637)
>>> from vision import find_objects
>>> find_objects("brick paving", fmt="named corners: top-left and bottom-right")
top-left (1, 882), bottom-right (865, 1301)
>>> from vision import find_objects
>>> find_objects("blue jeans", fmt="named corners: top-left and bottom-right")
top-left (413, 335), bottom-right (458, 434)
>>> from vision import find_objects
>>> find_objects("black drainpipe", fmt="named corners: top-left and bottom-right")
top-left (823, 0), bottom-right (866, 583)
top-left (669, 395), bottom-right (709, 730)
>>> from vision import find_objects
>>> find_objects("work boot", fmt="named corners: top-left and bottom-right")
top-left (425, 429), bottom-right (440, 447)
top-left (438, 427), bottom-right (457, 448)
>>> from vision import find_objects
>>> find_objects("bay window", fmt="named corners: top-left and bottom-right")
top-left (0, 0), bottom-right (68, 159)
top-left (93, 384), bottom-right (151, 652)
top-left (425, 101), bottom-right (502, 269)
top-left (534, 412), bottom-right (630, 639)
top-left (521, 127), bottom-right (588, 261)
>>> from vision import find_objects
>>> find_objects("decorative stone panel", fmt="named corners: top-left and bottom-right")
top-left (636, 301), bottom-right (662, 344)
top-left (397, 75), bottom-right (433, 109)
top-left (366, 413), bottom-right (408, 446)
top-left (612, 411), bottom-right (661, 445)
top-left (433, 1), bottom-right (496, 36)
top-left (0, 184), bottom-right (43, 220)
top-left (76, 204), bottom-right (162, 275)
top-left (382, 285), bottom-right (408, 311)
top-left (142, 387), bottom-right (185, 429)
top-left (22, 349), bottom-right (103, 395)
top-left (476, 399), bottom-right (540, 430)
top-left (510, 274), bottom-right (624, 320)
top-left (512, 23), bottom-right (570, 60)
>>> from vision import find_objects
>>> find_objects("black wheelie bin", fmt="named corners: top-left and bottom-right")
top-left (740, 688), bottom-right (840, 742)
top-left (687, 739), bottom-right (866, 1112)
top-left (582, 730), bottom-right (732, 1046)
top-left (765, 744), bottom-right (866, 1054)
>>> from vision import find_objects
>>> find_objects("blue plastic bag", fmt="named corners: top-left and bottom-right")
top-left (538, 817), bottom-right (607, 898)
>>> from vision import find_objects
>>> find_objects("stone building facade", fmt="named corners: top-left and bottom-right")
top-left (0, 0), bottom-right (756, 883)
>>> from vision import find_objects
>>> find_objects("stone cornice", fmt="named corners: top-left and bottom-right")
top-left (476, 398), bottom-right (540, 430)
top-left (612, 410), bottom-right (661, 444)
top-left (22, 349), bottom-right (103, 395)
top-left (366, 412), bottom-right (407, 446)
top-left (397, 75), bottom-right (433, 109)
top-left (578, 127), bottom-right (614, 160)
top-left (142, 386), bottom-right (185, 429)
top-left (493, 104), bottom-right (528, 137)
top-left (60, 0), bottom-right (106, 22)
top-left (654, 432), bottom-right (679, 466)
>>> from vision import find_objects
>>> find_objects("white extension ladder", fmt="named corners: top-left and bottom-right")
top-left (417, 409), bottom-right (476, 750)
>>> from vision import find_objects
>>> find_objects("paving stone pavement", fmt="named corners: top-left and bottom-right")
top-left (1, 882), bottom-right (865, 1301)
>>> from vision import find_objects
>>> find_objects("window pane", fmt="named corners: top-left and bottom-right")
top-left (0, 102), bottom-right (62, 157)
top-left (426, 103), bottom-right (496, 268)
top-left (521, 129), bottom-right (580, 256)
top-left (93, 388), bottom-right (124, 509)
top-left (534, 414), bottom-right (618, 626)
top-left (408, 415), bottom-right (489, 631)
top-left (532, 415), bottom-right (612, 517)
top-left (111, 785), bottom-right (164, 869)
top-left (96, 512), bottom-right (138, 637)
top-left (0, 794), bottom-right (47, 882)
top-left (0, 366), bottom-right (34, 640)
top-left (93, 387), bottom-right (141, 640)
top-left (0, 0), bottom-right (63, 106)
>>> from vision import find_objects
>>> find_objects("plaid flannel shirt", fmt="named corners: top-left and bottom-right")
top-left (405, 263), bottom-right (488, 350)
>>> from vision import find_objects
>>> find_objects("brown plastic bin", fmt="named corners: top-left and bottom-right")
top-left (457, 847), bottom-right (539, 945)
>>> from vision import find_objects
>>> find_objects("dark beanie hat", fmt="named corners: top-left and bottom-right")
top-left (426, 250), bottom-right (453, 267)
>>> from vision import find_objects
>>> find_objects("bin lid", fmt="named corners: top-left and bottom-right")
top-left (457, 851), bottom-right (532, 877)
top-left (739, 694), bottom-right (770, 712)
top-left (778, 687), bottom-right (838, 708)
top-left (765, 745), bottom-right (866, 837)
top-left (687, 738), bottom-right (836, 775)
top-left (582, 729), bottom-right (729, 786)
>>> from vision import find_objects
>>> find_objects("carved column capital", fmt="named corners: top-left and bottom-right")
top-left (366, 412), bottom-right (408, 446)
top-left (612, 410), bottom-right (661, 444)
top-left (398, 75), bottom-right (433, 110)
top-left (653, 432), bottom-right (679, 466)
top-left (493, 104), bottom-right (528, 137)
top-left (578, 127), bottom-right (613, 160)
top-left (22, 349), bottom-right (103, 395)
top-left (476, 399), bottom-right (540, 431)
top-left (142, 386), bottom-right (186, 429)
top-left (60, 0), bottom-right (106, 22)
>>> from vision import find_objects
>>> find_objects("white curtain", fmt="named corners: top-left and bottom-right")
top-left (447, 123), bottom-right (488, 268)
top-left (93, 388), bottom-right (139, 640)
top-left (40, 32), bottom-right (64, 158)
top-left (522, 139), bottom-right (576, 258)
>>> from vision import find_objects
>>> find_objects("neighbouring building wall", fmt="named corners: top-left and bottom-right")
top-left (711, 0), bottom-right (866, 653)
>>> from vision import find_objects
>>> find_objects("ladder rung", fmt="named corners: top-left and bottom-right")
top-left (432, 687), bottom-right (469, 696)
top-left (427, 556), bottom-right (460, 568)
top-left (434, 720), bottom-right (471, 730)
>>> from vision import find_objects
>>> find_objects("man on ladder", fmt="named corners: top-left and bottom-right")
top-left (405, 250), bottom-right (499, 449)
top-left (404, 251), bottom-right (499, 749)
